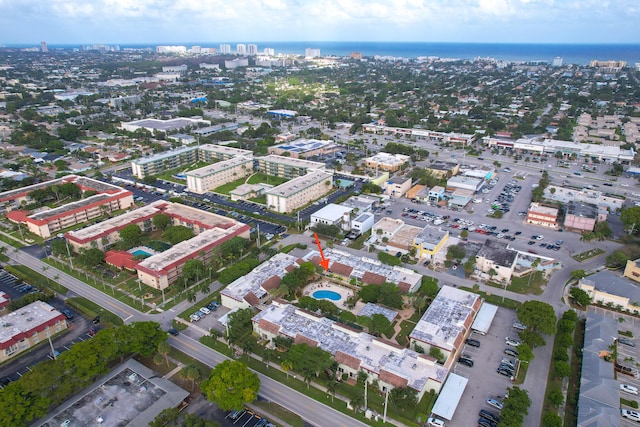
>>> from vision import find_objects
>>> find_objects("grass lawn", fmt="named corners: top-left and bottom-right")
top-left (395, 319), bottom-right (418, 346)
top-left (4, 264), bottom-right (68, 294)
top-left (247, 173), bottom-right (288, 186)
top-left (573, 248), bottom-right (605, 262)
top-left (486, 271), bottom-right (546, 295)
top-left (252, 401), bottom-right (304, 427)
top-left (156, 161), bottom-right (210, 183)
top-left (249, 195), bottom-right (267, 204)
top-left (459, 286), bottom-right (521, 310)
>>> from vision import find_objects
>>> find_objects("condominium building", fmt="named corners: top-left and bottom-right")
top-left (526, 202), bottom-right (559, 229)
top-left (409, 286), bottom-right (481, 365)
top-left (120, 117), bottom-right (210, 134)
top-left (236, 44), bottom-right (246, 55)
top-left (253, 301), bottom-right (448, 399)
top-left (364, 152), bottom-right (410, 172)
top-left (267, 138), bottom-right (340, 159)
top-left (0, 301), bottom-right (68, 363)
top-left (305, 48), bottom-right (321, 58)
top-left (247, 44), bottom-right (258, 55)
top-left (219, 44), bottom-right (231, 54)
top-left (266, 170), bottom-right (334, 213)
top-left (3, 176), bottom-right (134, 238)
top-left (186, 156), bottom-right (253, 194)
top-left (257, 155), bottom-right (325, 179)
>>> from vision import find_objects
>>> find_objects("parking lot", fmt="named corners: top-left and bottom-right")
top-left (448, 307), bottom-right (521, 427)
top-left (225, 408), bottom-right (275, 427)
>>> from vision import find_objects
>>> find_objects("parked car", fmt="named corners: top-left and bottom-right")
top-left (621, 384), bottom-right (639, 395)
top-left (189, 314), bottom-right (201, 322)
top-left (427, 417), bottom-right (446, 427)
top-left (199, 307), bottom-right (211, 315)
top-left (486, 398), bottom-right (504, 411)
top-left (504, 348), bottom-right (519, 357)
top-left (478, 418), bottom-right (496, 427)
top-left (62, 310), bottom-right (74, 320)
top-left (465, 338), bottom-right (481, 347)
top-left (458, 357), bottom-right (474, 367)
top-left (619, 337), bottom-right (636, 347)
top-left (621, 409), bottom-right (640, 422)
top-left (479, 409), bottom-right (500, 424)
top-left (497, 368), bottom-right (514, 379)
top-left (512, 322), bottom-right (526, 331)
top-left (505, 337), bottom-right (521, 347)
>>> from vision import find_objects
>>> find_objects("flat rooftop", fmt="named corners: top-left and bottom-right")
top-left (131, 146), bottom-right (198, 166)
top-left (311, 203), bottom-right (353, 221)
top-left (221, 253), bottom-right (300, 302)
top-left (258, 154), bottom-right (325, 170)
top-left (0, 301), bottom-right (63, 348)
top-left (365, 152), bottom-right (410, 166)
top-left (567, 201), bottom-right (598, 218)
top-left (122, 117), bottom-right (209, 131)
top-left (414, 226), bottom-right (449, 246)
top-left (39, 359), bottom-right (189, 427)
top-left (199, 143), bottom-right (252, 157)
top-left (271, 138), bottom-right (336, 153)
top-left (0, 175), bottom-right (122, 201)
top-left (373, 217), bottom-right (404, 234)
top-left (528, 202), bottom-right (559, 216)
top-left (358, 303), bottom-right (398, 323)
top-left (254, 302), bottom-right (447, 392)
top-left (266, 170), bottom-right (333, 198)
top-left (477, 239), bottom-right (518, 268)
top-left (410, 286), bottom-right (479, 352)
top-left (303, 248), bottom-right (422, 289)
top-left (186, 156), bottom-right (253, 178)
top-left (29, 192), bottom-right (124, 221)
top-left (389, 224), bottom-right (422, 247)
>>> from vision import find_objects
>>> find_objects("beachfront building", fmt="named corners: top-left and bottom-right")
top-left (2, 176), bottom-right (134, 238)
top-left (220, 253), bottom-right (301, 310)
top-left (409, 286), bottom-right (481, 366)
top-left (0, 301), bottom-right (68, 363)
top-left (364, 152), bottom-right (410, 172)
top-left (266, 171), bottom-right (334, 213)
top-left (256, 155), bottom-right (325, 179)
top-left (253, 301), bottom-right (448, 398)
top-left (185, 155), bottom-right (254, 194)
top-left (267, 138), bottom-right (340, 159)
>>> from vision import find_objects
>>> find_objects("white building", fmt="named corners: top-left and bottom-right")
top-left (247, 44), bottom-right (258, 55)
top-left (310, 203), bottom-right (353, 231)
top-left (305, 48), bottom-right (321, 58)
top-left (266, 170), bottom-right (334, 213)
top-left (219, 44), bottom-right (231, 54)
top-left (236, 44), bottom-right (246, 55)
top-left (351, 212), bottom-right (375, 235)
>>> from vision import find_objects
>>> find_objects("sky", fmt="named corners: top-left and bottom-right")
top-left (1, 0), bottom-right (639, 45)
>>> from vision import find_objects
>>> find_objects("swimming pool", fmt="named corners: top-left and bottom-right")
top-left (132, 249), bottom-right (152, 258)
top-left (312, 290), bottom-right (342, 301)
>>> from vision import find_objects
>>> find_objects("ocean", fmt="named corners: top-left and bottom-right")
top-left (8, 41), bottom-right (640, 66)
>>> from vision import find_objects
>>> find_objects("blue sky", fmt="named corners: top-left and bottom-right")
top-left (1, 0), bottom-right (639, 45)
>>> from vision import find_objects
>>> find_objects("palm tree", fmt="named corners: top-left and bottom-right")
top-left (242, 340), bottom-right (255, 361)
top-left (158, 341), bottom-right (171, 367)
top-left (527, 258), bottom-right (541, 288)
top-left (413, 295), bottom-right (427, 316)
top-left (263, 348), bottom-right (274, 369)
top-left (326, 379), bottom-right (339, 402)
top-left (281, 360), bottom-right (293, 379)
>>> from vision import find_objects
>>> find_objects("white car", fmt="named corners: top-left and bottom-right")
top-left (199, 307), bottom-right (211, 315)
top-left (621, 384), bottom-right (639, 395)
top-left (427, 418), bottom-right (446, 427)
top-left (535, 235), bottom-right (544, 240)
top-left (486, 398), bottom-right (504, 410)
top-left (189, 314), bottom-right (201, 322)
top-left (505, 337), bottom-right (521, 347)
top-left (621, 409), bottom-right (640, 421)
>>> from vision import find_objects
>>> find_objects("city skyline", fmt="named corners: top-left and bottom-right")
top-left (1, 0), bottom-right (639, 45)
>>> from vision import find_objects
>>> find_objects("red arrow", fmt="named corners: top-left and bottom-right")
top-left (313, 233), bottom-right (330, 271)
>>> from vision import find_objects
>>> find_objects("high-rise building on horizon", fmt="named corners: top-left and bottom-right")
top-left (219, 44), bottom-right (231, 54)
top-left (305, 48), bottom-right (320, 58)
top-left (40, 42), bottom-right (48, 53)
top-left (247, 44), bottom-right (258, 56)
top-left (263, 48), bottom-right (275, 56)
top-left (552, 56), bottom-right (563, 67)
top-left (236, 44), bottom-right (246, 55)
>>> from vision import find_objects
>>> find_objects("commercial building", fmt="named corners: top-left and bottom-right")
top-left (310, 203), bottom-right (353, 231)
top-left (220, 253), bottom-right (301, 310)
top-left (266, 109), bottom-right (298, 118)
top-left (624, 258), bottom-right (640, 283)
top-left (0, 301), bottom-right (68, 363)
top-left (349, 212), bottom-right (375, 236)
top-left (426, 161), bottom-right (460, 179)
top-left (268, 138), bottom-right (340, 159)
top-left (564, 201), bottom-right (598, 233)
top-left (3, 176), bottom-right (134, 238)
top-left (526, 202), bottom-right (559, 229)
top-left (256, 155), bottom-right (325, 179)
top-left (185, 155), bottom-right (254, 194)
top-left (579, 271), bottom-right (640, 314)
top-left (266, 170), bottom-right (334, 213)
top-left (388, 224), bottom-right (423, 252)
top-left (362, 124), bottom-right (475, 146)
top-left (120, 117), bottom-right (210, 134)
top-left (65, 201), bottom-right (250, 289)
top-left (413, 226), bottom-right (449, 259)
top-left (253, 301), bottom-right (448, 399)
top-left (192, 123), bottom-right (239, 137)
top-left (372, 217), bottom-right (404, 240)
top-left (446, 176), bottom-right (483, 193)
top-left (475, 239), bottom-right (519, 283)
top-left (340, 195), bottom-right (379, 213)
top-left (364, 152), bottom-right (410, 172)
top-left (303, 248), bottom-right (422, 293)
top-left (383, 176), bottom-right (412, 197)
top-left (409, 286), bottom-right (481, 364)
top-left (448, 189), bottom-right (474, 209)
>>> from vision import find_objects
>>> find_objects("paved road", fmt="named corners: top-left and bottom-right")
top-left (169, 334), bottom-right (369, 427)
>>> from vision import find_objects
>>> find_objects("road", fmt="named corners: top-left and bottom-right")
top-left (0, 241), bottom-right (368, 427)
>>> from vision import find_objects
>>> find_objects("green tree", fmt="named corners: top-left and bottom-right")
top-left (517, 301), bottom-right (557, 335)
top-left (152, 213), bottom-right (172, 230)
top-left (570, 269), bottom-right (586, 281)
top-left (541, 411), bottom-right (562, 427)
top-left (429, 347), bottom-right (445, 363)
top-left (369, 313), bottom-right (391, 337)
top-left (419, 277), bottom-right (439, 299)
top-left (499, 386), bottom-right (531, 427)
top-left (518, 343), bottom-right (534, 362)
top-left (158, 340), bottom-right (171, 367)
top-left (182, 259), bottom-right (205, 284)
top-left (162, 225), bottom-right (195, 245)
top-left (119, 224), bottom-right (142, 246)
top-left (569, 287), bottom-right (591, 307)
top-left (463, 256), bottom-right (476, 277)
top-left (378, 282), bottom-right (403, 309)
top-left (77, 248), bottom-right (104, 268)
top-left (202, 360), bottom-right (260, 411)
top-left (606, 250), bottom-right (629, 268)
top-left (621, 206), bottom-right (640, 234)
top-left (546, 387), bottom-right (564, 407)
top-left (446, 245), bottom-right (465, 262)
top-left (594, 221), bottom-right (612, 240)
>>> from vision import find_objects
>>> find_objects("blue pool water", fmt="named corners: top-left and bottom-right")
top-left (132, 249), bottom-right (152, 258)
top-left (313, 290), bottom-right (342, 301)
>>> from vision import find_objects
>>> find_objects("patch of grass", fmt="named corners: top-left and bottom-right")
top-left (573, 248), bottom-right (605, 262)
top-left (0, 233), bottom-right (24, 248)
top-left (514, 359), bottom-right (529, 384)
top-left (459, 286), bottom-right (521, 310)
top-left (252, 401), bottom-right (304, 427)
top-left (4, 264), bottom-right (69, 294)
top-left (504, 271), bottom-right (546, 295)
top-left (156, 161), bottom-right (210, 183)
top-left (247, 173), bottom-right (288, 186)
top-left (65, 296), bottom-right (124, 326)
top-left (248, 195), bottom-right (267, 205)
top-left (396, 319), bottom-right (417, 347)
top-left (620, 330), bottom-right (634, 338)
top-left (622, 397), bottom-right (640, 409)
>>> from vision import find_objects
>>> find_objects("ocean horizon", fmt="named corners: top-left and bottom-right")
top-left (5, 41), bottom-right (640, 66)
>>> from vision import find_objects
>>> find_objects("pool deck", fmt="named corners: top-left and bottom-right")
top-left (303, 281), bottom-right (363, 311)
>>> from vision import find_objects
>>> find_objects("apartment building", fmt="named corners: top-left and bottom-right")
top-left (267, 138), bottom-right (340, 159)
top-left (266, 170), bottom-right (334, 213)
top-left (120, 117), bottom-right (210, 134)
top-left (526, 202), bottom-right (559, 229)
top-left (253, 301), bottom-right (448, 399)
top-left (0, 301), bottom-right (68, 363)
top-left (2, 176), bottom-right (134, 238)
top-left (256, 155), bottom-right (325, 179)
top-left (186, 156), bottom-right (253, 194)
